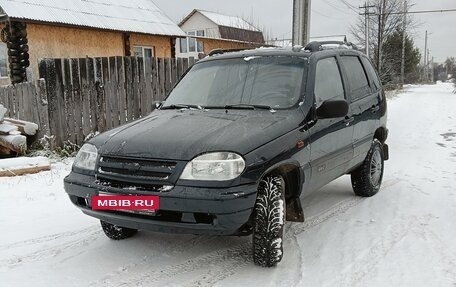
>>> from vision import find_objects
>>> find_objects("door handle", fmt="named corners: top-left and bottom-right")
top-left (371, 106), bottom-right (380, 113)
top-left (344, 116), bottom-right (354, 126)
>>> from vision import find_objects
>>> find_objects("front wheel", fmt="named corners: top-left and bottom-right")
top-left (100, 220), bottom-right (138, 240)
top-left (351, 139), bottom-right (385, 197)
top-left (253, 175), bottom-right (286, 267)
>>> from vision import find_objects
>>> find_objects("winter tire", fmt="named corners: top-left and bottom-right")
top-left (100, 220), bottom-right (138, 240)
top-left (7, 43), bottom-right (28, 53)
top-left (351, 139), bottom-right (385, 197)
top-left (11, 29), bottom-right (27, 38)
top-left (8, 50), bottom-right (20, 57)
top-left (253, 175), bottom-right (286, 267)
top-left (9, 55), bottom-right (30, 63)
top-left (7, 38), bottom-right (28, 45)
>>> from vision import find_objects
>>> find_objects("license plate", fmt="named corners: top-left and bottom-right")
top-left (92, 194), bottom-right (160, 212)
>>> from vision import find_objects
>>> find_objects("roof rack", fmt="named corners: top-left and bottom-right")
top-left (304, 41), bottom-right (359, 52)
top-left (207, 48), bottom-right (255, 57)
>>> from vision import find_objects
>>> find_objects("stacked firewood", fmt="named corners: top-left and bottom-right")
top-left (0, 104), bottom-right (39, 155)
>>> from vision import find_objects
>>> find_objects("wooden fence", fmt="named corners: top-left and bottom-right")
top-left (0, 80), bottom-right (50, 139)
top-left (38, 56), bottom-right (196, 147)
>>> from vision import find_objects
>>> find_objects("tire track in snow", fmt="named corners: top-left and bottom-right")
top-left (180, 253), bottom-right (251, 287)
top-left (0, 228), bottom-right (102, 269)
top-left (92, 194), bottom-right (371, 287)
top-left (413, 221), bottom-right (456, 284)
top-left (328, 215), bottom-right (437, 287)
top-left (0, 225), bottom-right (100, 251)
top-left (104, 241), bottom-right (251, 287)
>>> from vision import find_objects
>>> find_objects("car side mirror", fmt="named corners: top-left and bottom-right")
top-left (316, 100), bottom-right (349, 119)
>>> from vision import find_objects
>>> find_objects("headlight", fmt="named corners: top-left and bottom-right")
top-left (73, 144), bottom-right (98, 171)
top-left (180, 152), bottom-right (245, 181)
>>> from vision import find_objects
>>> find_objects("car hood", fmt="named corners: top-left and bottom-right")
top-left (91, 109), bottom-right (302, 161)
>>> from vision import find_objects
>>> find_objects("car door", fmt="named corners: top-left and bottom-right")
top-left (307, 56), bottom-right (354, 191)
top-left (340, 55), bottom-right (380, 168)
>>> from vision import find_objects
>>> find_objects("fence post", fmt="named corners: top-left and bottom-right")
top-left (39, 58), bottom-right (66, 148)
top-left (35, 79), bottom-right (51, 142)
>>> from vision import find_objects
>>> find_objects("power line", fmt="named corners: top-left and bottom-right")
top-left (321, 0), bottom-right (354, 15)
top-left (339, 0), bottom-right (360, 13)
top-left (391, 8), bottom-right (456, 15)
top-left (362, 8), bottom-right (456, 16)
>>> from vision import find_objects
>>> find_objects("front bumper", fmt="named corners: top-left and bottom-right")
top-left (64, 172), bottom-right (257, 235)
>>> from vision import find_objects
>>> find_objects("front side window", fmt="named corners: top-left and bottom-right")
top-left (0, 42), bottom-right (8, 77)
top-left (341, 56), bottom-right (371, 101)
top-left (314, 57), bottom-right (345, 106)
top-left (164, 56), bottom-right (306, 109)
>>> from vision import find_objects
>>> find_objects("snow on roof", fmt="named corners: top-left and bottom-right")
top-left (180, 9), bottom-right (260, 32)
top-left (0, 0), bottom-right (186, 37)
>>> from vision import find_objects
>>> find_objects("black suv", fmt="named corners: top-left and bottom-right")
top-left (64, 41), bottom-right (389, 267)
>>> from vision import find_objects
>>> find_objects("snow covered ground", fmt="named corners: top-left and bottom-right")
top-left (1, 83), bottom-right (455, 287)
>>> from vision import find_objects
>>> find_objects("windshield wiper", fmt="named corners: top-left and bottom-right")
top-left (161, 104), bottom-right (205, 110)
top-left (224, 104), bottom-right (275, 111)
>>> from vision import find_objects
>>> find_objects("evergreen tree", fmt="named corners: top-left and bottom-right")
top-left (382, 30), bottom-right (421, 84)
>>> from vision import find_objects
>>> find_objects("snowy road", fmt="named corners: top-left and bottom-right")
top-left (1, 83), bottom-right (456, 287)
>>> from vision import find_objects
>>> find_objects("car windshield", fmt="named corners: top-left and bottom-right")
top-left (162, 56), bottom-right (306, 110)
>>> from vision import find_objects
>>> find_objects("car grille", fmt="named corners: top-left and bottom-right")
top-left (96, 155), bottom-right (182, 192)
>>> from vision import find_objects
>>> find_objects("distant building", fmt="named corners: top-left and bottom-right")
top-left (177, 9), bottom-right (265, 58)
top-left (0, 0), bottom-right (185, 85)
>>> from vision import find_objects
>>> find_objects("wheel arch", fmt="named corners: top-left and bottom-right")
top-left (374, 127), bottom-right (388, 144)
top-left (260, 160), bottom-right (305, 222)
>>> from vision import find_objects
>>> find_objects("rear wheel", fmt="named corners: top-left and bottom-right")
top-left (252, 175), bottom-right (286, 267)
top-left (100, 220), bottom-right (138, 240)
top-left (351, 139), bottom-right (385, 197)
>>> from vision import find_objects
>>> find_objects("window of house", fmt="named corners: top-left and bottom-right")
top-left (179, 31), bottom-right (205, 54)
top-left (315, 57), bottom-right (345, 107)
top-left (341, 56), bottom-right (371, 101)
top-left (188, 32), bottom-right (196, 53)
top-left (133, 46), bottom-right (154, 59)
top-left (0, 42), bottom-right (8, 78)
top-left (180, 38), bottom-right (188, 53)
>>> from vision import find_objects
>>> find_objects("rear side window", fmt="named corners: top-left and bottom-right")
top-left (314, 57), bottom-right (345, 107)
top-left (341, 56), bottom-right (371, 101)
top-left (362, 57), bottom-right (381, 91)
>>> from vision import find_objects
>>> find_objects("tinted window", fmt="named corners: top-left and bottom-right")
top-left (362, 57), bottom-right (381, 91)
top-left (315, 57), bottom-right (345, 106)
top-left (341, 56), bottom-right (371, 100)
top-left (164, 57), bottom-right (306, 109)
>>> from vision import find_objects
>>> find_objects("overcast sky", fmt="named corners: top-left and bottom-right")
top-left (153, 0), bottom-right (455, 63)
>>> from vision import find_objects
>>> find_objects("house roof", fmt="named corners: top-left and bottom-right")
top-left (0, 0), bottom-right (186, 37)
top-left (179, 9), bottom-right (260, 32)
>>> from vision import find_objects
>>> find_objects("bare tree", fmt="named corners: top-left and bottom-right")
top-left (351, 0), bottom-right (418, 83)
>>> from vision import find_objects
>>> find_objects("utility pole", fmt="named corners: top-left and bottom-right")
top-left (424, 30), bottom-right (428, 82)
top-left (400, 0), bottom-right (407, 86)
top-left (375, 0), bottom-right (387, 75)
top-left (365, 0), bottom-right (370, 57)
top-left (292, 0), bottom-right (311, 46)
top-left (359, 2), bottom-right (375, 57)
